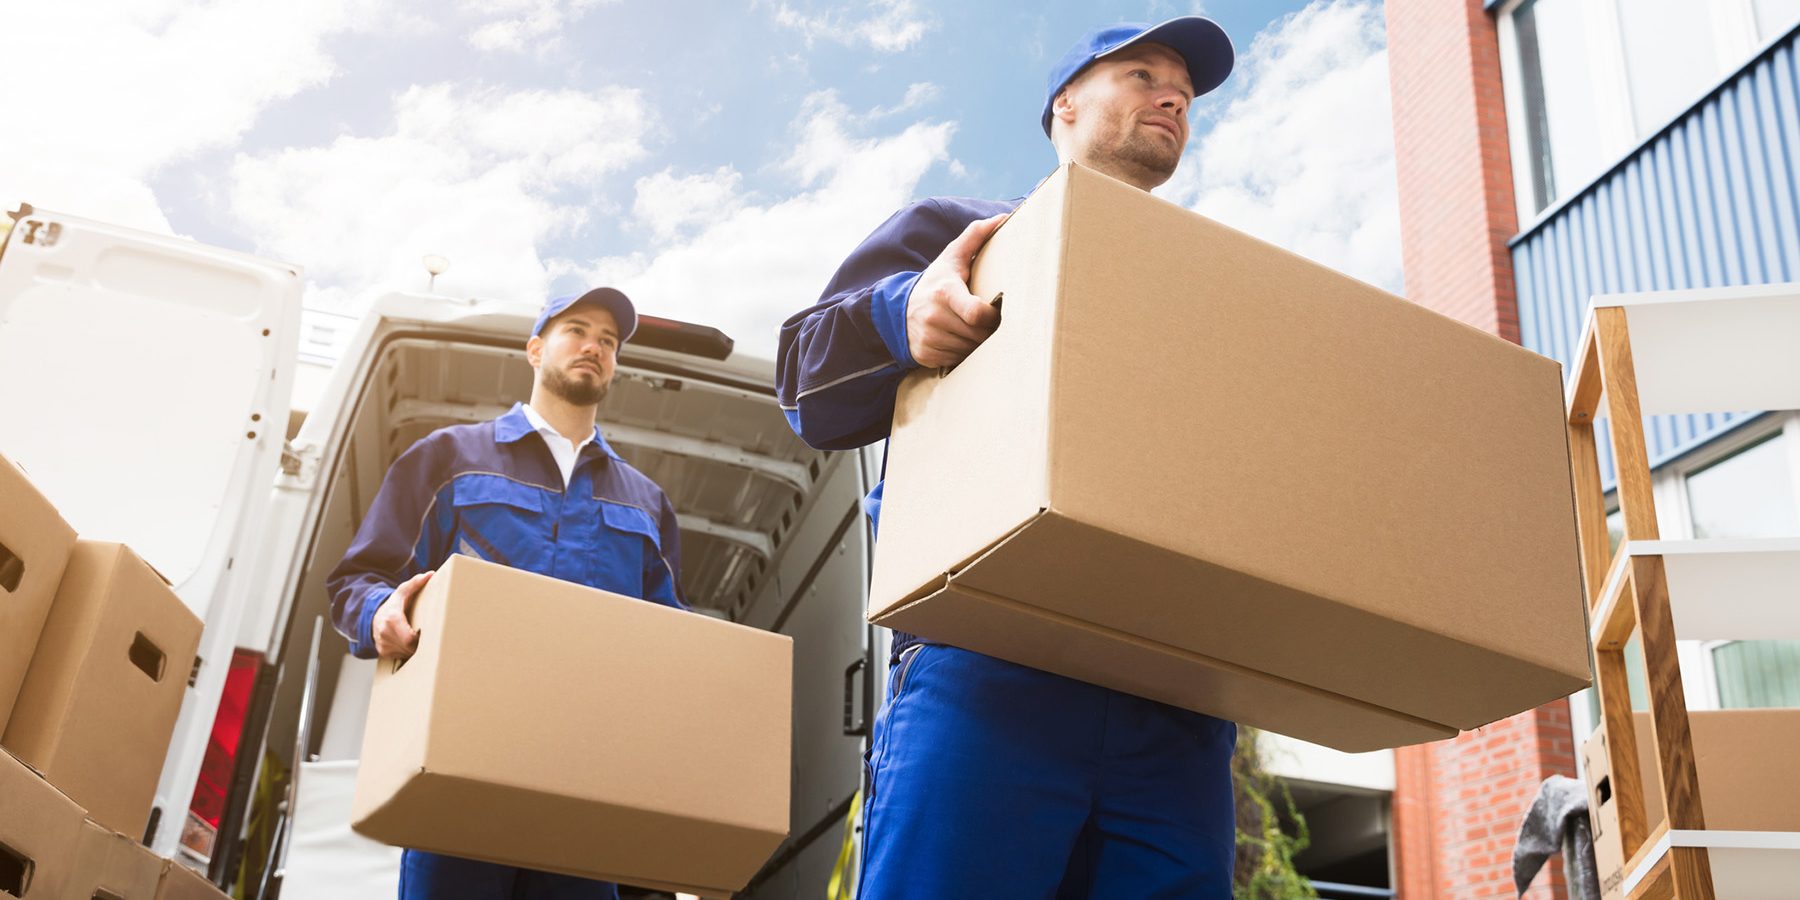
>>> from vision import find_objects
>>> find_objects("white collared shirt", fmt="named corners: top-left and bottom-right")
top-left (520, 403), bottom-right (595, 488)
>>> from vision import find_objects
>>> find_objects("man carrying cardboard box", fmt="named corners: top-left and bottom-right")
top-left (328, 287), bottom-right (685, 900)
top-left (776, 18), bottom-right (1239, 898)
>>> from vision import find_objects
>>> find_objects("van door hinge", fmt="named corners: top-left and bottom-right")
top-left (189, 655), bottom-right (204, 688)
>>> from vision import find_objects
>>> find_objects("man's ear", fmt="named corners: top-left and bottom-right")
top-left (1052, 86), bottom-right (1079, 127)
top-left (525, 334), bottom-right (544, 368)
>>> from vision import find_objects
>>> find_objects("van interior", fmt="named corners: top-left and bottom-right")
top-left (231, 324), bottom-right (878, 898)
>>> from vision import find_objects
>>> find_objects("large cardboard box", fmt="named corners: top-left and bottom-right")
top-left (66, 820), bottom-right (162, 900)
top-left (0, 454), bottom-right (77, 732)
top-left (150, 860), bottom-right (227, 900)
top-left (0, 748), bottom-right (85, 900)
top-left (352, 555), bottom-right (793, 898)
top-left (1581, 709), bottom-right (1800, 898)
top-left (2, 541), bottom-right (203, 837)
top-left (872, 163), bottom-right (1588, 752)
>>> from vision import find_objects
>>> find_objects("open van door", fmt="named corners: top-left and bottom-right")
top-left (0, 207), bottom-right (301, 857)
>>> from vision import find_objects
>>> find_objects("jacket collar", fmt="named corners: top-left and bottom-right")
top-left (494, 402), bottom-right (623, 461)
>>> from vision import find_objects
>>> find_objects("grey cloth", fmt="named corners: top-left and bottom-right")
top-left (1514, 775), bottom-right (1602, 899)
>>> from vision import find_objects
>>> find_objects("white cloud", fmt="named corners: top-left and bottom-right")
top-left (586, 91), bottom-right (955, 359)
top-left (228, 82), bottom-right (650, 302)
top-left (632, 167), bottom-right (745, 241)
top-left (865, 82), bottom-right (941, 120)
top-left (464, 0), bottom-right (612, 53)
top-left (0, 0), bottom-right (389, 232)
top-left (1162, 0), bottom-right (1401, 292)
top-left (774, 0), bottom-right (933, 53)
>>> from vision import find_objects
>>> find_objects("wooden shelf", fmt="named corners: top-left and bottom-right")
top-left (1626, 830), bottom-right (1800, 899)
top-left (1568, 283), bottom-right (1800, 418)
top-left (1591, 538), bottom-right (1800, 644)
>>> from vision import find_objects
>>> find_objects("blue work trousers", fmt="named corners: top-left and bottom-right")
top-left (858, 644), bottom-right (1238, 899)
top-left (399, 849), bottom-right (618, 900)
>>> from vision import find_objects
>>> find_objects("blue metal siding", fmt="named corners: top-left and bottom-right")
top-left (1511, 31), bottom-right (1800, 484)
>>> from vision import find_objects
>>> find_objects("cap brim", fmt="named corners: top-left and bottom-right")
top-left (1100, 16), bottom-right (1235, 100)
top-left (535, 287), bottom-right (638, 342)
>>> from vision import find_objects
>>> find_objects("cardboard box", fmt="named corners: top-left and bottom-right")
top-left (66, 820), bottom-right (161, 900)
top-left (871, 163), bottom-right (1588, 752)
top-left (0, 453), bottom-right (78, 732)
top-left (351, 555), bottom-right (793, 898)
top-left (2, 542), bottom-right (203, 836)
top-left (150, 860), bottom-right (226, 900)
top-left (1581, 709), bottom-right (1800, 897)
top-left (0, 748), bottom-right (85, 900)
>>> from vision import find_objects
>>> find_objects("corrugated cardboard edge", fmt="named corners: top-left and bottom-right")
top-left (355, 771), bottom-right (762, 900)
top-left (867, 512), bottom-right (1044, 622)
top-left (348, 562), bottom-right (449, 828)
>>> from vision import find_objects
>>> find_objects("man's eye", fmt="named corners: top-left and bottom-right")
top-left (1132, 69), bottom-right (1151, 81)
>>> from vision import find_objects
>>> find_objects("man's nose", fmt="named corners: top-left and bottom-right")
top-left (1159, 93), bottom-right (1188, 118)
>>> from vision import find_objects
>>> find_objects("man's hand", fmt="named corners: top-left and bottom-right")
top-left (906, 213), bottom-right (1009, 369)
top-left (373, 571), bottom-right (433, 659)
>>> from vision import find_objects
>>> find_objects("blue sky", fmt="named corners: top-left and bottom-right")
top-left (1, 0), bottom-right (1398, 357)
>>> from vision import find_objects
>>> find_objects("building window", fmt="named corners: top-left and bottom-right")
top-left (1684, 433), bottom-right (1799, 539)
top-left (1713, 640), bottom-right (1800, 707)
top-left (1616, 0), bottom-right (1729, 134)
top-left (1506, 0), bottom-right (1627, 214)
top-left (1498, 0), bottom-right (1784, 219)
top-left (1757, 0), bottom-right (1800, 38)
top-left (1687, 430), bottom-right (1800, 708)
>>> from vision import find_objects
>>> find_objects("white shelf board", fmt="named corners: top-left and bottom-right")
top-left (1591, 538), bottom-right (1800, 643)
top-left (1623, 829), bottom-right (1800, 898)
top-left (1575, 283), bottom-right (1800, 416)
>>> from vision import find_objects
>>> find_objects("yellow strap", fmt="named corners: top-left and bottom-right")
top-left (826, 789), bottom-right (863, 900)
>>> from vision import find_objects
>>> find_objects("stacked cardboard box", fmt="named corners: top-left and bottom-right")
top-left (0, 747), bottom-right (84, 899)
top-left (66, 820), bottom-right (163, 900)
top-left (0, 454), bottom-right (77, 732)
top-left (151, 859), bottom-right (229, 900)
top-left (0, 454), bottom-right (204, 840)
top-left (871, 163), bottom-right (1589, 753)
top-left (352, 555), bottom-right (793, 899)
top-left (1581, 709), bottom-right (1800, 898)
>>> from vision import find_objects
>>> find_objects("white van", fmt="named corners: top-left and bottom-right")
top-left (0, 206), bottom-right (886, 898)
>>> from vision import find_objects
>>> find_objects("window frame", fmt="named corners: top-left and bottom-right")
top-left (1494, 0), bottom-right (1771, 223)
top-left (1568, 412), bottom-right (1800, 747)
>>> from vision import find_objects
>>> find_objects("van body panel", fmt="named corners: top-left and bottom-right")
top-left (0, 208), bottom-right (300, 856)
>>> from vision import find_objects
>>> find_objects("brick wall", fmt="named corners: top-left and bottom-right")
top-left (1385, 0), bottom-right (1520, 341)
top-left (1384, 0), bottom-right (1580, 896)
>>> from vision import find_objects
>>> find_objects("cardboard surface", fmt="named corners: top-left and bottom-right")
top-left (2, 542), bottom-right (203, 837)
top-left (0, 453), bottom-right (77, 732)
top-left (150, 860), bottom-right (226, 900)
top-left (351, 555), bottom-right (793, 897)
top-left (872, 163), bottom-right (1588, 751)
top-left (66, 820), bottom-right (161, 900)
top-left (1582, 709), bottom-right (1800, 898)
top-left (0, 748), bottom-right (85, 900)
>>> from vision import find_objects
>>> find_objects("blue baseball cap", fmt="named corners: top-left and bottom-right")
top-left (1041, 17), bottom-right (1235, 137)
top-left (532, 287), bottom-right (637, 342)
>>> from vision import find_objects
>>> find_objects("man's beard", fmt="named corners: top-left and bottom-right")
top-left (1094, 115), bottom-right (1183, 186)
top-left (544, 362), bottom-right (609, 406)
top-left (1112, 129), bottom-right (1182, 184)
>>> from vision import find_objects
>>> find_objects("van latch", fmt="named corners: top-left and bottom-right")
top-left (280, 441), bottom-right (314, 478)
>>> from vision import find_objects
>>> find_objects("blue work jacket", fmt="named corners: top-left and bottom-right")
top-left (775, 195), bottom-right (1019, 659)
top-left (327, 402), bottom-right (686, 659)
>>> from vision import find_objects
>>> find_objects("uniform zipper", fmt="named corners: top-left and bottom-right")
top-left (892, 643), bottom-right (925, 696)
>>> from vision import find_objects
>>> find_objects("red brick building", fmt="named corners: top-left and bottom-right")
top-left (1383, 2), bottom-right (1578, 897)
top-left (1378, 1), bottom-right (1800, 897)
